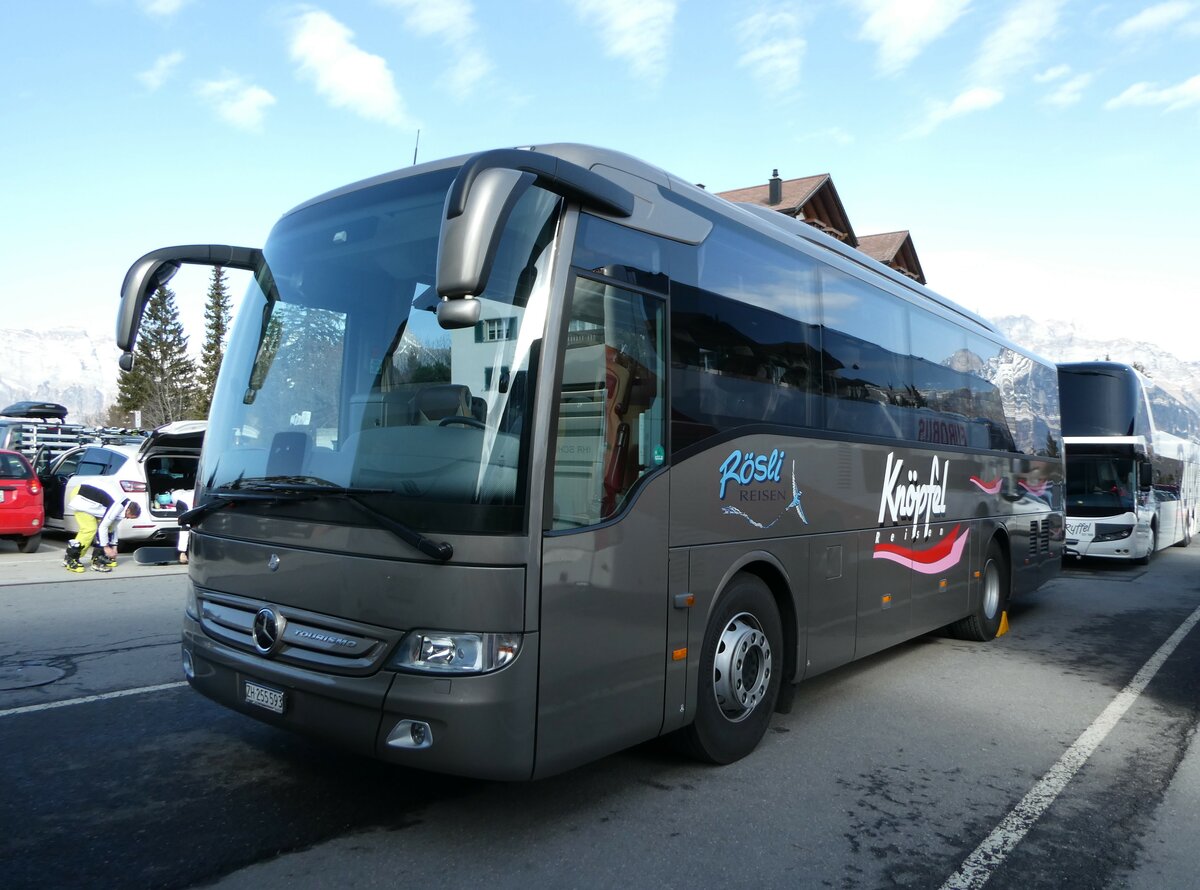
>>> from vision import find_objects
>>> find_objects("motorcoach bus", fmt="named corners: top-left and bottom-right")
top-left (1059, 361), bottom-right (1199, 562)
top-left (116, 144), bottom-right (1063, 779)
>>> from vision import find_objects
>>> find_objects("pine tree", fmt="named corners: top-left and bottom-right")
top-left (194, 266), bottom-right (233, 417)
top-left (114, 286), bottom-right (197, 428)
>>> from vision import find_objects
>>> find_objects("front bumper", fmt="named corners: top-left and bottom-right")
top-left (182, 617), bottom-right (539, 780)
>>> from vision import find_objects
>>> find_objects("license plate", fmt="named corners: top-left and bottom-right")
top-left (244, 681), bottom-right (286, 714)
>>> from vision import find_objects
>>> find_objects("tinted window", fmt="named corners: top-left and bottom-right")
top-left (671, 225), bottom-right (820, 453)
top-left (821, 268), bottom-right (910, 440)
top-left (574, 215), bottom-right (668, 294)
top-left (962, 334), bottom-right (1018, 451)
top-left (1147, 383), bottom-right (1200, 439)
top-left (1059, 366), bottom-right (1140, 437)
top-left (77, 448), bottom-right (117, 476)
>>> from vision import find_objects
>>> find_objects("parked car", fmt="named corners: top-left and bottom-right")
top-left (37, 421), bottom-right (205, 545)
top-left (0, 449), bottom-right (45, 552)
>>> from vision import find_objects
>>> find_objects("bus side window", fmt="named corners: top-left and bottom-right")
top-left (550, 277), bottom-right (665, 530)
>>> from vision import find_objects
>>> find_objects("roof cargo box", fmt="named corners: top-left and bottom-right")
top-left (1, 401), bottom-right (69, 420)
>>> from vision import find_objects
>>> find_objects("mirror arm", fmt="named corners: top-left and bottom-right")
top-left (445, 148), bottom-right (635, 221)
top-left (435, 150), bottom-right (636, 330)
top-left (117, 245), bottom-right (262, 369)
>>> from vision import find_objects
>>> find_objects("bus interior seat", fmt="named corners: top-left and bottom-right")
top-left (414, 384), bottom-right (473, 424)
top-left (381, 389), bottom-right (414, 426)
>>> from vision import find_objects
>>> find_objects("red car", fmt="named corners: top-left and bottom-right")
top-left (0, 449), bottom-right (44, 552)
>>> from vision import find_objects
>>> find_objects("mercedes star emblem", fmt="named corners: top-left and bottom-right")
top-left (251, 608), bottom-right (286, 655)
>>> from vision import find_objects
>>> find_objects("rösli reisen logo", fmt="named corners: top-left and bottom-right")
top-left (717, 448), bottom-right (808, 529)
top-left (874, 452), bottom-right (969, 574)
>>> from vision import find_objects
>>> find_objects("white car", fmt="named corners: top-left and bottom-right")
top-left (38, 421), bottom-right (204, 545)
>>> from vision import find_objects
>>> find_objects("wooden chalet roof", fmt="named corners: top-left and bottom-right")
top-left (717, 169), bottom-right (927, 284)
top-left (856, 231), bottom-right (926, 285)
top-left (717, 172), bottom-right (858, 247)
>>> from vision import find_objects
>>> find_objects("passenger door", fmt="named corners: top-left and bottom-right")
top-left (536, 276), bottom-right (669, 777)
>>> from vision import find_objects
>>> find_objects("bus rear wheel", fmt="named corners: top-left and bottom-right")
top-left (678, 573), bottom-right (782, 765)
top-left (950, 540), bottom-right (1008, 642)
top-left (1174, 523), bottom-right (1191, 548)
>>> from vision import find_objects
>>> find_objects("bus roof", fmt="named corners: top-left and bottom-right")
top-left (280, 142), bottom-right (1031, 356)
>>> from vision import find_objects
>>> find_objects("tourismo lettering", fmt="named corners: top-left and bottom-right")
top-left (918, 418), bottom-right (968, 447)
top-left (718, 449), bottom-right (784, 500)
top-left (878, 452), bottom-right (949, 531)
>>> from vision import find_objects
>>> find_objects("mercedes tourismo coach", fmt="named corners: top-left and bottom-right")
top-left (1060, 361), bottom-right (1198, 562)
top-left (116, 145), bottom-right (1064, 779)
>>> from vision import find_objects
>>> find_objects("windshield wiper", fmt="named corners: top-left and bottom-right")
top-left (177, 484), bottom-right (319, 528)
top-left (180, 476), bottom-right (454, 563)
top-left (337, 493), bottom-right (454, 562)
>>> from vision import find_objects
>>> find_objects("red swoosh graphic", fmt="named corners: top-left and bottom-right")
top-left (874, 524), bottom-right (970, 575)
top-left (1020, 479), bottom-right (1049, 497)
top-left (970, 476), bottom-right (1002, 495)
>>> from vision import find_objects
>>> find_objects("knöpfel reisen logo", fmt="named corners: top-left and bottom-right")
top-left (874, 452), bottom-right (969, 574)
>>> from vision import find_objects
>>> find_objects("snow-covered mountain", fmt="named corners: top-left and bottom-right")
top-left (2, 317), bottom-right (1197, 428)
top-left (0, 328), bottom-right (122, 424)
top-left (992, 315), bottom-right (1200, 416)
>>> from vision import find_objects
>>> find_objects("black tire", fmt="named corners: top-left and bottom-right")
top-left (950, 539), bottom-right (1009, 641)
top-left (16, 533), bottom-right (41, 554)
top-left (1173, 520), bottom-right (1191, 548)
top-left (678, 573), bottom-right (783, 765)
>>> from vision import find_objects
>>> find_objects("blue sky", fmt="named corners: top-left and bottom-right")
top-left (3, 0), bottom-right (1198, 359)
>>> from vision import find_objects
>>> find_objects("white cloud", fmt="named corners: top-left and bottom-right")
top-left (381, 0), bottom-right (476, 37)
top-left (138, 51), bottom-right (184, 90)
top-left (1114, 2), bottom-right (1194, 39)
top-left (1035, 63), bottom-right (1070, 83)
top-left (736, 8), bottom-right (806, 95)
top-left (972, 0), bottom-right (1065, 85)
top-left (288, 10), bottom-right (409, 126)
top-left (380, 0), bottom-right (493, 98)
top-left (848, 0), bottom-right (970, 76)
top-left (572, 0), bottom-right (678, 86)
top-left (196, 76), bottom-right (276, 131)
top-left (1104, 74), bottom-right (1200, 111)
top-left (907, 86), bottom-right (1004, 137)
top-left (1043, 72), bottom-right (1093, 107)
top-left (139, 0), bottom-right (190, 17)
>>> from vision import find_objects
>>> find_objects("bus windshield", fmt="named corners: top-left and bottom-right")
top-left (1065, 454), bottom-right (1137, 516)
top-left (201, 168), bottom-right (562, 535)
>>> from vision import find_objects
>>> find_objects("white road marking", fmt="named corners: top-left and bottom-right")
top-left (0, 680), bottom-right (188, 718)
top-left (941, 603), bottom-right (1200, 889)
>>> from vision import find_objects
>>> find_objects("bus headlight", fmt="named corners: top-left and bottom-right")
top-left (388, 630), bottom-right (521, 675)
top-left (1094, 523), bottom-right (1133, 542)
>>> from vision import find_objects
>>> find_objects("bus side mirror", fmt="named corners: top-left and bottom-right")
top-left (117, 245), bottom-right (262, 369)
top-left (1139, 462), bottom-right (1153, 488)
top-left (434, 148), bottom-right (636, 331)
top-left (117, 254), bottom-right (182, 367)
top-left (436, 297), bottom-right (482, 329)
top-left (436, 167), bottom-right (534, 315)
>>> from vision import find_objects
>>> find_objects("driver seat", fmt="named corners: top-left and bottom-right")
top-left (413, 385), bottom-right (473, 425)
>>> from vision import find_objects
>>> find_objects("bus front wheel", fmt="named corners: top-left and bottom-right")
top-left (678, 573), bottom-right (782, 765)
top-left (1137, 525), bottom-right (1156, 565)
top-left (950, 540), bottom-right (1009, 642)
